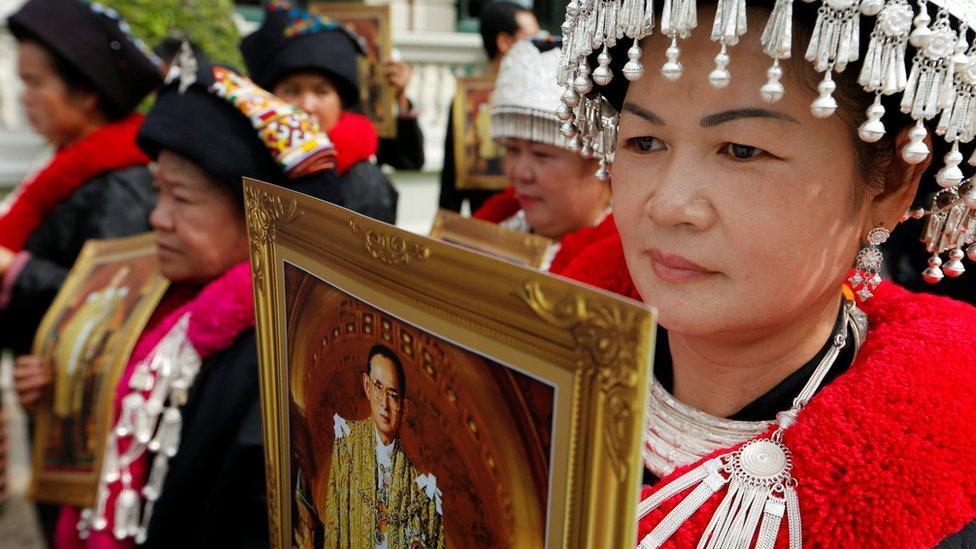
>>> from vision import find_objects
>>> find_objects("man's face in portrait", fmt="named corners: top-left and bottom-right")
top-left (363, 353), bottom-right (403, 445)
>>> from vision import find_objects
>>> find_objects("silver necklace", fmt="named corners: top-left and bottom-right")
top-left (638, 302), bottom-right (867, 549)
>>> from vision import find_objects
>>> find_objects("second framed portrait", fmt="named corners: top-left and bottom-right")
top-left (310, 2), bottom-right (397, 138)
top-left (245, 179), bottom-right (656, 548)
top-left (453, 76), bottom-right (508, 191)
top-left (29, 233), bottom-right (169, 506)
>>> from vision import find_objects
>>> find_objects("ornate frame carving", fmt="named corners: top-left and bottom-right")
top-left (244, 178), bottom-right (656, 548)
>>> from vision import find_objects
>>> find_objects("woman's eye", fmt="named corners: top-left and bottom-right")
top-left (626, 136), bottom-right (664, 153)
top-left (722, 142), bottom-right (765, 160)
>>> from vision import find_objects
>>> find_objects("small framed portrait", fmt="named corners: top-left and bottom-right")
top-left (429, 209), bottom-right (556, 269)
top-left (244, 178), bottom-right (656, 548)
top-left (29, 233), bottom-right (169, 506)
top-left (453, 76), bottom-right (509, 191)
top-left (310, 2), bottom-right (397, 139)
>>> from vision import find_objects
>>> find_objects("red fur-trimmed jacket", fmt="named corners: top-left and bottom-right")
top-left (473, 187), bottom-right (618, 274)
top-left (561, 234), bottom-right (976, 546)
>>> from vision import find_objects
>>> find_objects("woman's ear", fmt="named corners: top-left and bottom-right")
top-left (869, 124), bottom-right (933, 232)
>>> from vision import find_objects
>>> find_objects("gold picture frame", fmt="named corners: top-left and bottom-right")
top-left (309, 2), bottom-right (397, 139)
top-left (453, 76), bottom-right (509, 191)
top-left (244, 178), bottom-right (656, 548)
top-left (29, 233), bottom-right (169, 506)
top-left (429, 209), bottom-right (556, 269)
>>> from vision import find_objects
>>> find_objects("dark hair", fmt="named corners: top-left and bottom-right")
top-left (479, 1), bottom-right (532, 60)
top-left (593, 2), bottom-right (956, 218)
top-left (365, 343), bottom-right (406, 395)
top-left (13, 32), bottom-right (126, 121)
top-left (153, 37), bottom-right (210, 67)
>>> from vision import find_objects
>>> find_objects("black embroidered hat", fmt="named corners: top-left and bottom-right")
top-left (240, 0), bottom-right (365, 108)
top-left (7, 0), bottom-right (162, 115)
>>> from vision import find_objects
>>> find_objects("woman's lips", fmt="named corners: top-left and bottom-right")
top-left (515, 193), bottom-right (542, 208)
top-left (647, 248), bottom-right (716, 283)
top-left (156, 241), bottom-right (180, 257)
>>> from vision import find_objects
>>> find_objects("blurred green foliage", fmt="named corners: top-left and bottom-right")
top-left (101, 0), bottom-right (245, 70)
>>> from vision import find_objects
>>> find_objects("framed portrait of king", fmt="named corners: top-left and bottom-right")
top-left (309, 2), bottom-right (397, 138)
top-left (453, 76), bottom-right (509, 191)
top-left (29, 233), bottom-right (169, 506)
top-left (244, 178), bottom-right (656, 548)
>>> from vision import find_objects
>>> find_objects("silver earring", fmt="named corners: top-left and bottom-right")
top-left (849, 226), bottom-right (890, 301)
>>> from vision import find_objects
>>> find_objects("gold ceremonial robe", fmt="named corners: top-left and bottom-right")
top-left (325, 417), bottom-right (445, 549)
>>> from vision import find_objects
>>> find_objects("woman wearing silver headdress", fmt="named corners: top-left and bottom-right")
top-left (473, 38), bottom-right (616, 273)
top-left (557, 0), bottom-right (976, 545)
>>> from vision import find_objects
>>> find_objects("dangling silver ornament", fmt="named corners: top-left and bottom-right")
top-left (923, 253), bottom-right (945, 283)
top-left (901, 120), bottom-right (931, 163)
top-left (858, 96), bottom-right (887, 142)
top-left (708, 45), bottom-right (732, 88)
top-left (661, 38), bottom-right (684, 80)
top-left (935, 141), bottom-right (965, 188)
top-left (811, 73), bottom-right (839, 117)
top-left (592, 46), bottom-right (614, 85)
top-left (623, 41), bottom-right (645, 80)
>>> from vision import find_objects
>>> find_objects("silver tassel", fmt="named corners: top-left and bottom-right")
top-left (113, 487), bottom-right (140, 540)
top-left (759, 0), bottom-right (793, 102)
top-left (805, 0), bottom-right (861, 73)
top-left (660, 0), bottom-right (698, 79)
top-left (148, 407), bottom-right (183, 457)
top-left (708, 0), bottom-right (747, 88)
top-left (142, 453), bottom-right (170, 502)
top-left (858, 0), bottom-right (913, 95)
top-left (937, 37), bottom-right (975, 144)
top-left (900, 8), bottom-right (957, 120)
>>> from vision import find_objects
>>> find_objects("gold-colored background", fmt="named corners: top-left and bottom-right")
top-left (284, 264), bottom-right (553, 546)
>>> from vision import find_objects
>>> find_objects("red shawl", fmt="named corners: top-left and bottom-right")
top-left (329, 111), bottom-right (378, 176)
top-left (55, 261), bottom-right (256, 549)
top-left (0, 114), bottom-right (148, 251)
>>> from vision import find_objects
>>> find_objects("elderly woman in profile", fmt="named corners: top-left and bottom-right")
top-left (15, 53), bottom-right (341, 548)
top-left (556, 0), bottom-right (976, 546)
top-left (473, 38), bottom-right (617, 274)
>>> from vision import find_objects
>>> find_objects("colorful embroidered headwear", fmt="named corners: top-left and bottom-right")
top-left (7, 0), bottom-right (162, 115)
top-left (240, 0), bottom-right (366, 107)
top-left (557, 0), bottom-right (976, 282)
top-left (492, 38), bottom-right (612, 159)
top-left (137, 44), bottom-right (340, 203)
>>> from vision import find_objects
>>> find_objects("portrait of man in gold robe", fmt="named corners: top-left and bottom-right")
top-left (47, 265), bottom-right (132, 467)
top-left (325, 344), bottom-right (445, 548)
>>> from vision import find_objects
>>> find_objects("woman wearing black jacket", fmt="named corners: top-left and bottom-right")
top-left (0, 0), bottom-right (162, 355)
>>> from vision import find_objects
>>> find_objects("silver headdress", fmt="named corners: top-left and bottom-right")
top-left (494, 39), bottom-right (616, 178)
top-left (558, 0), bottom-right (976, 283)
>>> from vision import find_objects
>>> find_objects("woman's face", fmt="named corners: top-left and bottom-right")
top-left (504, 138), bottom-right (609, 240)
top-left (17, 40), bottom-right (100, 147)
top-left (273, 71), bottom-right (343, 132)
top-left (613, 8), bottom-right (878, 337)
top-left (149, 150), bottom-right (249, 284)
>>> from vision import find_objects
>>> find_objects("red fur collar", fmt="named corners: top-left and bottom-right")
top-left (634, 283), bottom-right (976, 546)
top-left (563, 236), bottom-right (976, 544)
top-left (473, 187), bottom-right (520, 223)
top-left (473, 187), bottom-right (619, 275)
top-left (328, 111), bottom-right (378, 176)
top-left (549, 214), bottom-right (618, 275)
top-left (560, 233), bottom-right (641, 299)
top-left (0, 114), bottom-right (149, 251)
